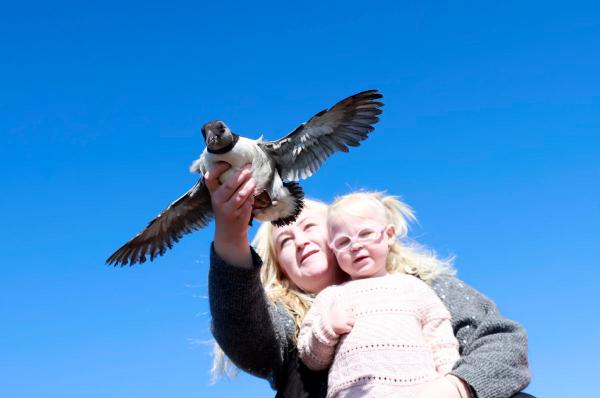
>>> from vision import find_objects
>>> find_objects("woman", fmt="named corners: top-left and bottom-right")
top-left (205, 163), bottom-right (532, 398)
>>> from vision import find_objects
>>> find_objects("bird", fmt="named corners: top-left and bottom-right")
top-left (106, 89), bottom-right (383, 266)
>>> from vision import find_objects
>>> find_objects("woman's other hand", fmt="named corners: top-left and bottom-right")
top-left (418, 375), bottom-right (473, 398)
top-left (205, 162), bottom-right (256, 268)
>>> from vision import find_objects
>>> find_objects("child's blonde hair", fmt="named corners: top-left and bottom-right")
top-left (328, 191), bottom-right (455, 281)
top-left (211, 193), bottom-right (454, 381)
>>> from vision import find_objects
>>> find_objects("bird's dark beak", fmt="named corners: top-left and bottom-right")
top-left (207, 133), bottom-right (219, 145)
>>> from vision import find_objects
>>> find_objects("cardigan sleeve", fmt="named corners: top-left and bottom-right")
top-left (412, 277), bottom-right (460, 375)
top-left (297, 287), bottom-right (340, 371)
top-left (431, 275), bottom-right (531, 398)
top-left (208, 243), bottom-right (295, 388)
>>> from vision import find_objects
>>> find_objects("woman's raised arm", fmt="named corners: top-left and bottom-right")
top-left (204, 162), bottom-right (255, 269)
top-left (206, 162), bottom-right (295, 387)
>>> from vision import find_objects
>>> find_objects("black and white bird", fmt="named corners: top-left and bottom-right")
top-left (106, 89), bottom-right (383, 266)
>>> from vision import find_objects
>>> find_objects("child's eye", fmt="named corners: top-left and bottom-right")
top-left (333, 236), bottom-right (351, 250)
top-left (358, 229), bottom-right (377, 239)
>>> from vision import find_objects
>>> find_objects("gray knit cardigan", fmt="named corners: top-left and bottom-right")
top-left (209, 245), bottom-right (531, 398)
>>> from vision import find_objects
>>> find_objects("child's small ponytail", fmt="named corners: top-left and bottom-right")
top-left (380, 195), bottom-right (416, 240)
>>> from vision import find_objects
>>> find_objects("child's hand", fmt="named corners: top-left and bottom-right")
top-left (328, 300), bottom-right (355, 335)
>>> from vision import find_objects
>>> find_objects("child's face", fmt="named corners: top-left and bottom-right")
top-left (328, 202), bottom-right (395, 280)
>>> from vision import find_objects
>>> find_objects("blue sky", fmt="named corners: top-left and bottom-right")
top-left (1, 1), bottom-right (598, 397)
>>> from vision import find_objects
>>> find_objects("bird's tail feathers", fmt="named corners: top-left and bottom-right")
top-left (270, 181), bottom-right (304, 227)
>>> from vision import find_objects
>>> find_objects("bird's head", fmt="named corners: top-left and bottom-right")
top-left (201, 120), bottom-right (235, 152)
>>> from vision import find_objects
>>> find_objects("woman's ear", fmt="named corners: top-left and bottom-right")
top-left (385, 224), bottom-right (396, 246)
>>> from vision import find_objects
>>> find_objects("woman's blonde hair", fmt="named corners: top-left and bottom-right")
top-left (211, 199), bottom-right (326, 381)
top-left (211, 193), bottom-right (454, 381)
top-left (328, 191), bottom-right (455, 282)
top-left (252, 199), bottom-right (331, 334)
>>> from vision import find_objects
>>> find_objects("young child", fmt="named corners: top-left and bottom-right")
top-left (297, 192), bottom-right (461, 398)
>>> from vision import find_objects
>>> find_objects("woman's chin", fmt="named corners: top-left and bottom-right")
top-left (300, 253), bottom-right (338, 280)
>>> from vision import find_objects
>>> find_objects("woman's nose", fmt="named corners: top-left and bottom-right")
top-left (295, 231), bottom-right (310, 248)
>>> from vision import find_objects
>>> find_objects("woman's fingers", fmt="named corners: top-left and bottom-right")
top-left (233, 176), bottom-right (256, 209)
top-left (219, 168), bottom-right (253, 205)
top-left (204, 162), bottom-right (231, 193)
top-left (208, 163), bottom-right (253, 204)
top-left (231, 193), bottom-right (255, 220)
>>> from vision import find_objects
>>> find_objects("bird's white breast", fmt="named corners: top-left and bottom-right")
top-left (194, 137), bottom-right (273, 188)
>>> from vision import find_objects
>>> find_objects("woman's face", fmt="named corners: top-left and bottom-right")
top-left (272, 207), bottom-right (345, 293)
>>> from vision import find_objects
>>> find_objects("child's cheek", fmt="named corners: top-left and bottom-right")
top-left (336, 253), bottom-right (351, 270)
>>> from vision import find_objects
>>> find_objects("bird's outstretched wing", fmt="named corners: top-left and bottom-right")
top-left (106, 179), bottom-right (213, 266)
top-left (258, 90), bottom-right (383, 181)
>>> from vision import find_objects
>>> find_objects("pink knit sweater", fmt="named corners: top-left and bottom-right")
top-left (298, 273), bottom-right (459, 398)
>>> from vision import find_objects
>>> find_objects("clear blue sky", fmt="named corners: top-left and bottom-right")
top-left (1, 1), bottom-right (598, 397)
